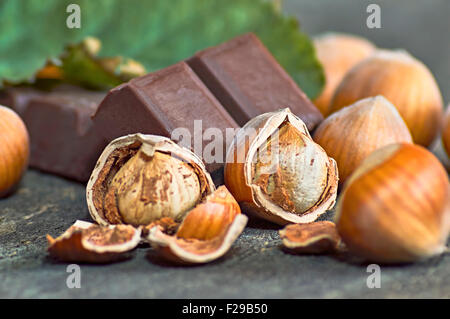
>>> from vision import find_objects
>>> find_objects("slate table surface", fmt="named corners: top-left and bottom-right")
top-left (1, 170), bottom-right (449, 298)
top-left (1, 0), bottom-right (450, 298)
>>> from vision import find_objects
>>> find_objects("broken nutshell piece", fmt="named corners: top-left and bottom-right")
top-left (46, 220), bottom-right (141, 263)
top-left (86, 134), bottom-right (215, 227)
top-left (224, 108), bottom-right (338, 225)
top-left (147, 186), bottom-right (248, 264)
top-left (279, 221), bottom-right (345, 254)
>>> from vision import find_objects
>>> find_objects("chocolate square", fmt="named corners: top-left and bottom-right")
top-left (188, 33), bottom-right (323, 130)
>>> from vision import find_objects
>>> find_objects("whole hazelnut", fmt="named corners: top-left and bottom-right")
top-left (313, 33), bottom-right (376, 116)
top-left (330, 50), bottom-right (444, 147)
top-left (0, 105), bottom-right (29, 197)
top-left (335, 143), bottom-right (450, 264)
top-left (442, 105), bottom-right (450, 157)
top-left (313, 96), bottom-right (413, 185)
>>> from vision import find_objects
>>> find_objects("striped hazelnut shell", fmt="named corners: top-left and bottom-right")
top-left (330, 50), bottom-right (444, 147)
top-left (313, 96), bottom-right (413, 185)
top-left (335, 143), bottom-right (450, 264)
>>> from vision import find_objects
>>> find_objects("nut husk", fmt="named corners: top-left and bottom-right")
top-left (47, 220), bottom-right (141, 263)
top-left (147, 186), bottom-right (248, 264)
top-left (280, 221), bottom-right (345, 254)
top-left (330, 50), bottom-right (444, 147)
top-left (313, 96), bottom-right (413, 185)
top-left (86, 134), bottom-right (215, 227)
top-left (224, 108), bottom-right (338, 225)
top-left (335, 143), bottom-right (450, 264)
top-left (313, 33), bottom-right (376, 116)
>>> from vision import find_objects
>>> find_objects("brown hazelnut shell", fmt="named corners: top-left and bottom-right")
top-left (280, 221), bottom-right (345, 254)
top-left (86, 134), bottom-right (215, 226)
top-left (335, 143), bottom-right (450, 264)
top-left (330, 50), bottom-right (444, 147)
top-left (224, 108), bottom-right (338, 225)
top-left (147, 186), bottom-right (248, 264)
top-left (0, 105), bottom-right (29, 197)
top-left (313, 96), bottom-right (413, 185)
top-left (47, 220), bottom-right (141, 263)
top-left (442, 105), bottom-right (450, 158)
top-left (313, 33), bottom-right (376, 116)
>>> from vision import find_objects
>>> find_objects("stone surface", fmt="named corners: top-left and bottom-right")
top-left (0, 170), bottom-right (449, 298)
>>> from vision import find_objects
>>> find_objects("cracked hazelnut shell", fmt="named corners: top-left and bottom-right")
top-left (224, 108), bottom-right (338, 225)
top-left (86, 134), bottom-right (215, 227)
top-left (335, 143), bottom-right (450, 264)
top-left (280, 221), bottom-right (345, 254)
top-left (147, 186), bottom-right (248, 264)
top-left (47, 220), bottom-right (141, 263)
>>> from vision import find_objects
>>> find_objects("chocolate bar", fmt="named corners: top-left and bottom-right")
top-left (1, 86), bottom-right (107, 182)
top-left (0, 86), bottom-right (43, 115)
top-left (92, 61), bottom-right (239, 172)
top-left (187, 33), bottom-right (323, 130)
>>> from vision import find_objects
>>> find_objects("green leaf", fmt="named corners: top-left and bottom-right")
top-left (0, 0), bottom-right (324, 98)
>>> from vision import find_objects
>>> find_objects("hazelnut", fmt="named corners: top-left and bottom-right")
top-left (335, 143), bottom-right (450, 264)
top-left (0, 105), bottom-right (29, 197)
top-left (86, 134), bottom-right (215, 227)
top-left (224, 108), bottom-right (338, 225)
top-left (330, 50), bottom-right (444, 147)
top-left (313, 96), bottom-right (413, 185)
top-left (147, 186), bottom-right (248, 264)
top-left (442, 105), bottom-right (450, 158)
top-left (313, 33), bottom-right (376, 116)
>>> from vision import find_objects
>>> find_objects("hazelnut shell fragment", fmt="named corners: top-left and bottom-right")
top-left (86, 134), bottom-right (215, 226)
top-left (279, 221), bottom-right (345, 254)
top-left (46, 220), bottom-right (141, 263)
top-left (147, 186), bottom-right (248, 264)
top-left (225, 108), bottom-right (338, 225)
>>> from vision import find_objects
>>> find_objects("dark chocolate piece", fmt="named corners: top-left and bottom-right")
top-left (0, 87), bottom-right (43, 115)
top-left (92, 61), bottom-right (239, 172)
top-left (187, 33), bottom-right (323, 130)
top-left (1, 86), bottom-right (107, 182)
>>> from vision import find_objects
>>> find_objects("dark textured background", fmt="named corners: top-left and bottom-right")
top-left (1, 0), bottom-right (449, 298)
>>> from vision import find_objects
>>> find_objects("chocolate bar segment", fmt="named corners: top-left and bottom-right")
top-left (188, 33), bottom-right (323, 130)
top-left (1, 86), bottom-right (107, 182)
top-left (0, 87), bottom-right (43, 115)
top-left (92, 61), bottom-right (239, 172)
